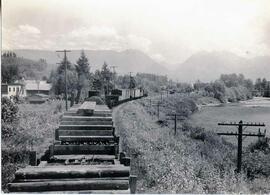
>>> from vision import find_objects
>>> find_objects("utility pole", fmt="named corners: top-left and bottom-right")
top-left (56, 50), bottom-right (71, 111)
top-left (129, 72), bottom-right (133, 99)
top-left (110, 66), bottom-right (118, 89)
top-left (167, 113), bottom-right (186, 135)
top-left (218, 120), bottom-right (266, 172)
top-left (152, 101), bottom-right (162, 120)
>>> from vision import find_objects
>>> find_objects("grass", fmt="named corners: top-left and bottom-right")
top-left (1, 100), bottom-right (65, 192)
top-left (113, 94), bottom-right (270, 193)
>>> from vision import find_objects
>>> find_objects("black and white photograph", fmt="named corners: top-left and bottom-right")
top-left (1, 0), bottom-right (270, 193)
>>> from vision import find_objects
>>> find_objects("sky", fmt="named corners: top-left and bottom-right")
top-left (2, 0), bottom-right (270, 67)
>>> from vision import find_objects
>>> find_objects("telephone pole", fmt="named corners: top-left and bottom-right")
top-left (152, 101), bottom-right (162, 120)
top-left (218, 120), bottom-right (266, 172)
top-left (167, 113), bottom-right (186, 135)
top-left (129, 72), bottom-right (133, 99)
top-left (110, 66), bottom-right (118, 89)
top-left (56, 50), bottom-right (71, 111)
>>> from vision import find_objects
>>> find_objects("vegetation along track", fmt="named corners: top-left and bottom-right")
top-left (113, 97), bottom-right (270, 193)
top-left (7, 101), bottom-right (137, 194)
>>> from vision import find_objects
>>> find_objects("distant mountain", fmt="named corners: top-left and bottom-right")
top-left (10, 49), bottom-right (270, 82)
top-left (172, 51), bottom-right (270, 82)
top-left (13, 49), bottom-right (169, 75)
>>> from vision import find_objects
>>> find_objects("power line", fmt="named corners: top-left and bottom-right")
top-left (218, 120), bottom-right (266, 173)
top-left (110, 66), bottom-right (118, 89)
top-left (56, 50), bottom-right (71, 111)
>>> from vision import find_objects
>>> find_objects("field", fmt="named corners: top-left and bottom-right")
top-left (1, 100), bottom-right (66, 192)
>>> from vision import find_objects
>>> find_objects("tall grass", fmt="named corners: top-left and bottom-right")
top-left (114, 95), bottom-right (270, 193)
top-left (1, 100), bottom-right (65, 192)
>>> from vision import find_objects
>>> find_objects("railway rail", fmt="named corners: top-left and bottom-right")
top-left (8, 98), bottom-right (141, 193)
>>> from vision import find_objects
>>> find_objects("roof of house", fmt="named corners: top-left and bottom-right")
top-left (24, 80), bottom-right (52, 91)
top-left (28, 93), bottom-right (49, 98)
top-left (2, 83), bottom-right (23, 86)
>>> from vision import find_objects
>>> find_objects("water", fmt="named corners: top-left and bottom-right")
top-left (189, 97), bottom-right (270, 146)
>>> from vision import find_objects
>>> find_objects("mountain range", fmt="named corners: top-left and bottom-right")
top-left (12, 49), bottom-right (167, 76)
top-left (173, 51), bottom-right (270, 82)
top-left (11, 49), bottom-right (270, 82)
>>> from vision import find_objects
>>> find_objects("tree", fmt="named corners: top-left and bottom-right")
top-left (261, 78), bottom-right (267, 91)
top-left (52, 56), bottom-right (78, 106)
top-left (2, 51), bottom-right (16, 58)
top-left (243, 79), bottom-right (253, 91)
top-left (75, 50), bottom-right (90, 103)
top-left (129, 76), bottom-right (136, 89)
top-left (1, 64), bottom-right (19, 83)
top-left (100, 62), bottom-right (113, 95)
top-left (212, 81), bottom-right (226, 103)
top-left (263, 81), bottom-right (270, 97)
top-left (1, 97), bottom-right (19, 138)
top-left (56, 56), bottom-right (72, 75)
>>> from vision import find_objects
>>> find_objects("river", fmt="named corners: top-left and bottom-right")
top-left (189, 97), bottom-right (270, 146)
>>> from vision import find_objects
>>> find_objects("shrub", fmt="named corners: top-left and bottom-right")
top-left (1, 97), bottom-right (18, 123)
top-left (54, 103), bottom-right (63, 114)
top-left (190, 127), bottom-right (206, 141)
top-left (85, 96), bottom-right (105, 105)
top-left (175, 98), bottom-right (198, 117)
top-left (248, 138), bottom-right (270, 153)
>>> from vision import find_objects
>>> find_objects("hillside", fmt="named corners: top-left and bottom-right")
top-left (173, 51), bottom-right (270, 82)
top-left (1, 56), bottom-right (49, 82)
top-left (10, 49), bottom-right (270, 82)
top-left (13, 49), bottom-right (168, 75)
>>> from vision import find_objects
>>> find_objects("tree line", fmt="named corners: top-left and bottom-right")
top-left (49, 51), bottom-right (139, 106)
top-left (254, 78), bottom-right (270, 97)
top-left (193, 74), bottom-right (254, 102)
top-left (1, 51), bottom-right (48, 83)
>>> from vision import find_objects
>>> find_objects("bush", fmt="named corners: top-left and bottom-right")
top-left (85, 96), bottom-right (105, 105)
top-left (175, 98), bottom-right (198, 117)
top-left (1, 121), bottom-right (17, 139)
top-left (1, 97), bottom-right (18, 123)
top-left (248, 138), bottom-right (270, 153)
top-left (1, 149), bottom-right (31, 192)
top-left (190, 127), bottom-right (206, 141)
top-left (54, 103), bottom-right (63, 114)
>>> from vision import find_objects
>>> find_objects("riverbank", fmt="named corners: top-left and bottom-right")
top-left (113, 96), bottom-right (270, 193)
top-left (189, 96), bottom-right (270, 145)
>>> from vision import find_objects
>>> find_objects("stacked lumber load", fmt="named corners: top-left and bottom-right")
top-left (8, 101), bottom-right (136, 193)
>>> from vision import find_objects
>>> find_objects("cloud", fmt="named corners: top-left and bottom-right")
top-left (18, 24), bottom-right (41, 34)
top-left (2, 24), bottom-right (55, 50)
top-left (125, 34), bottom-right (152, 53)
top-left (69, 26), bottom-right (118, 39)
top-left (264, 21), bottom-right (270, 48)
top-left (61, 26), bottom-right (153, 53)
top-left (150, 53), bottom-right (166, 63)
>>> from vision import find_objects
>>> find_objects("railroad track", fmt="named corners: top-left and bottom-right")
top-left (8, 101), bottom-right (137, 193)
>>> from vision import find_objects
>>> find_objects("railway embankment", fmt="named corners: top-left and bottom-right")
top-left (113, 95), bottom-right (270, 193)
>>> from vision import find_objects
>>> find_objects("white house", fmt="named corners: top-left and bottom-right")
top-left (1, 83), bottom-right (26, 98)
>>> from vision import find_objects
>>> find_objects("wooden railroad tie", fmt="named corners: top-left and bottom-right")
top-left (8, 101), bottom-right (137, 193)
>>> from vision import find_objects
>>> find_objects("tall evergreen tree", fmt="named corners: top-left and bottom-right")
top-left (53, 56), bottom-right (78, 105)
top-left (100, 62), bottom-right (113, 95)
top-left (75, 51), bottom-right (90, 103)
